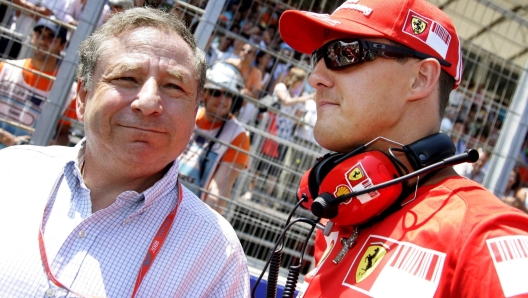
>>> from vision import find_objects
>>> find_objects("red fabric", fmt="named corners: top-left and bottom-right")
top-left (279, 0), bottom-right (462, 88)
top-left (301, 176), bottom-right (528, 298)
top-left (261, 113), bottom-right (279, 158)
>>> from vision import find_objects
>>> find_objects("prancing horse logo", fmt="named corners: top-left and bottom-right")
top-left (348, 166), bottom-right (363, 181)
top-left (411, 17), bottom-right (427, 35)
top-left (356, 245), bottom-right (387, 283)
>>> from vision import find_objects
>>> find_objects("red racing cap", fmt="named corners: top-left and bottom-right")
top-left (279, 0), bottom-right (463, 88)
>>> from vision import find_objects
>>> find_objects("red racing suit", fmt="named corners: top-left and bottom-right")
top-left (300, 176), bottom-right (528, 298)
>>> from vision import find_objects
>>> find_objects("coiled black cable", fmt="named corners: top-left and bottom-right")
top-left (282, 265), bottom-right (301, 298)
top-left (250, 216), bottom-right (317, 298)
top-left (266, 246), bottom-right (283, 298)
top-left (281, 213), bottom-right (318, 298)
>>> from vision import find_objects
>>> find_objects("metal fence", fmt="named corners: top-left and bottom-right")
top-left (1, 0), bottom-right (527, 280)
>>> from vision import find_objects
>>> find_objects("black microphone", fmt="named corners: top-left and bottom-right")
top-left (311, 149), bottom-right (479, 218)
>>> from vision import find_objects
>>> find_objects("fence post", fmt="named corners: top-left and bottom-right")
top-left (193, 0), bottom-right (226, 51)
top-left (483, 61), bottom-right (528, 197)
top-left (31, 1), bottom-right (105, 146)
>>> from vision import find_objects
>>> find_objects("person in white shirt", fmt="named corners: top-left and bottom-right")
top-left (0, 7), bottom-right (249, 297)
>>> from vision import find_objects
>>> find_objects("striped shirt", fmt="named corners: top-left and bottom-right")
top-left (0, 141), bottom-right (250, 297)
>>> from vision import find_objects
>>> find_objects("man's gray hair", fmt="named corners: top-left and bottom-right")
top-left (76, 7), bottom-right (206, 102)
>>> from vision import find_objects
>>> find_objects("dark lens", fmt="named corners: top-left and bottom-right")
top-left (319, 39), bottom-right (363, 70)
top-left (311, 49), bottom-right (323, 69)
top-left (210, 89), bottom-right (224, 97)
top-left (224, 92), bottom-right (235, 98)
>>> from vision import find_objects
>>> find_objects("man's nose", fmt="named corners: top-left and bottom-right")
top-left (308, 59), bottom-right (333, 90)
top-left (131, 78), bottom-right (163, 115)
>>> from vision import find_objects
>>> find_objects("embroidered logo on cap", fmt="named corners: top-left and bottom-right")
top-left (334, 0), bottom-right (373, 16)
top-left (305, 12), bottom-right (341, 26)
top-left (411, 17), bottom-right (427, 35)
top-left (402, 10), bottom-right (451, 59)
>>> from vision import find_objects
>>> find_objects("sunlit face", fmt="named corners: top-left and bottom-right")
top-left (307, 38), bottom-right (413, 153)
top-left (203, 89), bottom-right (233, 121)
top-left (31, 27), bottom-right (65, 61)
top-left (239, 44), bottom-right (256, 62)
top-left (77, 27), bottom-right (199, 169)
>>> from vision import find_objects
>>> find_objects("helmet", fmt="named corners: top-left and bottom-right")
top-left (204, 62), bottom-right (246, 114)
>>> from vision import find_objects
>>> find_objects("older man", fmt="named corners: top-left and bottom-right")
top-left (279, 0), bottom-right (528, 297)
top-left (0, 7), bottom-right (249, 297)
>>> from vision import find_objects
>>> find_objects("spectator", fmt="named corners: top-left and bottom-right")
top-left (267, 42), bottom-right (293, 93)
top-left (0, 7), bottom-right (249, 297)
top-left (274, 67), bottom-right (314, 142)
top-left (248, 25), bottom-right (266, 49)
top-left (0, 18), bottom-right (74, 148)
top-left (226, 43), bottom-right (262, 98)
top-left (514, 186), bottom-right (528, 214)
top-left (262, 24), bottom-right (277, 48)
top-left (255, 50), bottom-right (272, 91)
top-left (178, 61), bottom-right (250, 214)
top-left (0, 0), bottom-right (53, 59)
top-left (251, 66), bottom-right (314, 200)
top-left (451, 118), bottom-right (468, 155)
top-left (204, 30), bottom-right (222, 65)
top-left (217, 33), bottom-right (246, 62)
top-left (4, 0), bottom-right (70, 59)
top-left (63, 0), bottom-right (111, 28)
top-left (502, 169), bottom-right (526, 212)
top-left (454, 148), bottom-right (491, 184)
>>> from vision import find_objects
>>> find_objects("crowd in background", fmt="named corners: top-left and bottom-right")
top-left (1, 0), bottom-right (527, 215)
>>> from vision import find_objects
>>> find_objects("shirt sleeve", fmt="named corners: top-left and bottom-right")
top-left (220, 131), bottom-right (250, 167)
top-left (448, 212), bottom-right (528, 298)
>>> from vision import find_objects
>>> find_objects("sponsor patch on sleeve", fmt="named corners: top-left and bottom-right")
top-left (487, 236), bottom-right (528, 297)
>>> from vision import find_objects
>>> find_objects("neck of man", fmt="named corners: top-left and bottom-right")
top-left (82, 150), bottom-right (170, 213)
top-left (32, 51), bottom-right (59, 73)
top-left (204, 110), bottom-right (228, 124)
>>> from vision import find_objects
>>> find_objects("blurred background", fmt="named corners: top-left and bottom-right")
top-left (1, 0), bottom-right (527, 292)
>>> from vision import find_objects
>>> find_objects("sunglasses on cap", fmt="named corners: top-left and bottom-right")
top-left (207, 89), bottom-right (236, 98)
top-left (311, 38), bottom-right (451, 70)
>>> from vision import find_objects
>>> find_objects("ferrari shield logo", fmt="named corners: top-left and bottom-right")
top-left (411, 17), bottom-right (427, 35)
top-left (356, 245), bottom-right (387, 283)
top-left (348, 166), bottom-right (364, 181)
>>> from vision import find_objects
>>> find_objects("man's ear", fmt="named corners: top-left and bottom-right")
top-left (76, 80), bottom-right (87, 122)
top-left (409, 58), bottom-right (441, 101)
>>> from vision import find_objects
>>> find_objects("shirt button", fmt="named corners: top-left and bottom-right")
top-left (78, 230), bottom-right (87, 238)
top-left (45, 288), bottom-right (56, 297)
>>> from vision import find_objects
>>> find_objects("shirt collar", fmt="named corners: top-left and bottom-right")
top-left (65, 138), bottom-right (180, 212)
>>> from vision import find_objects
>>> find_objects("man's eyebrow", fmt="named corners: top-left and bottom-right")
top-left (166, 69), bottom-right (186, 84)
top-left (103, 62), bottom-right (188, 85)
top-left (105, 62), bottom-right (141, 76)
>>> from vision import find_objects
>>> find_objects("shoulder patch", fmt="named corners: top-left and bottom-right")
top-left (487, 236), bottom-right (528, 297)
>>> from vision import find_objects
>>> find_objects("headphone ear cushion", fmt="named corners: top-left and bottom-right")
top-left (317, 151), bottom-right (403, 225)
top-left (307, 153), bottom-right (343, 199)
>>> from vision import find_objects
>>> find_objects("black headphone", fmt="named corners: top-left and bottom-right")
top-left (297, 133), bottom-right (476, 226)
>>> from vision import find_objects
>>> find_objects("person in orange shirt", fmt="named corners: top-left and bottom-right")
top-left (226, 43), bottom-right (263, 98)
top-left (178, 61), bottom-right (250, 214)
top-left (0, 18), bottom-right (73, 148)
